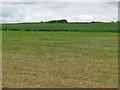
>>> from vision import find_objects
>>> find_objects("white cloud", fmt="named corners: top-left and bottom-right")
top-left (1, 0), bottom-right (119, 2)
top-left (24, 11), bottom-right (55, 22)
top-left (1, 2), bottom-right (118, 23)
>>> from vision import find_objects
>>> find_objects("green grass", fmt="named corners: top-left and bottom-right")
top-left (2, 31), bottom-right (118, 88)
top-left (1, 22), bottom-right (118, 32)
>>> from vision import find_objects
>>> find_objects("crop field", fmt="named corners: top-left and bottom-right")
top-left (2, 31), bottom-right (118, 88)
top-left (2, 22), bottom-right (118, 32)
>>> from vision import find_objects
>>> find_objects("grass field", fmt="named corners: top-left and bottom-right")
top-left (1, 22), bottom-right (118, 32)
top-left (2, 31), bottom-right (118, 88)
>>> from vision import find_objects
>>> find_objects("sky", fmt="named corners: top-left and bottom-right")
top-left (0, 0), bottom-right (119, 23)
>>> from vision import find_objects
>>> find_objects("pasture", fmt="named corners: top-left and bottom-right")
top-left (2, 22), bottom-right (118, 32)
top-left (2, 31), bottom-right (118, 88)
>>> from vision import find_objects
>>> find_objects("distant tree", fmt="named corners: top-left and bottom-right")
top-left (60, 19), bottom-right (68, 23)
top-left (116, 21), bottom-right (120, 22)
top-left (45, 19), bottom-right (68, 23)
top-left (91, 21), bottom-right (102, 23)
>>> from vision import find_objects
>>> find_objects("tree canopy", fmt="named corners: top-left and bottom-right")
top-left (45, 19), bottom-right (68, 23)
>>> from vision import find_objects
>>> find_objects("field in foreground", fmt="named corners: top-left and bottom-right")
top-left (2, 31), bottom-right (118, 88)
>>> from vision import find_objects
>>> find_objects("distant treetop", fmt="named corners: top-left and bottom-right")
top-left (45, 19), bottom-right (68, 23)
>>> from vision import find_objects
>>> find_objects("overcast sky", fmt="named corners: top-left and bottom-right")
top-left (0, 0), bottom-right (119, 23)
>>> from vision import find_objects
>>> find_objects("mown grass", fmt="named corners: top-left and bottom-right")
top-left (1, 22), bottom-right (118, 32)
top-left (2, 31), bottom-right (118, 88)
